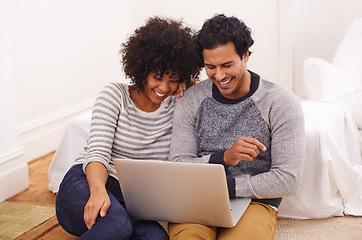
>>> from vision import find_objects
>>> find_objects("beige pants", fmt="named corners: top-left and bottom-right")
top-left (168, 202), bottom-right (278, 240)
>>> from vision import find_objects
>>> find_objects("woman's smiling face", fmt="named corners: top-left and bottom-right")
top-left (143, 71), bottom-right (180, 104)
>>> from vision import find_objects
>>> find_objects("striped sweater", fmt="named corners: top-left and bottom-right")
top-left (74, 82), bottom-right (175, 179)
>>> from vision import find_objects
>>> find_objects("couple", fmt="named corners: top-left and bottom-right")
top-left (56, 14), bottom-right (305, 240)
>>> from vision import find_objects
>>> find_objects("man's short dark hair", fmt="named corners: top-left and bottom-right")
top-left (194, 14), bottom-right (254, 66)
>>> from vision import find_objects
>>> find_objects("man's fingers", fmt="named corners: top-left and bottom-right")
top-left (224, 137), bottom-right (267, 166)
top-left (239, 136), bottom-right (267, 151)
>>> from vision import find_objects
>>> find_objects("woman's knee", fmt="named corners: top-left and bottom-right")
top-left (85, 214), bottom-right (133, 239)
top-left (56, 187), bottom-right (89, 236)
top-left (58, 164), bottom-right (90, 199)
top-left (56, 165), bottom-right (91, 236)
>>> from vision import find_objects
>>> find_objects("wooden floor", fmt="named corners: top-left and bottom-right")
top-left (6, 152), bottom-right (362, 239)
top-left (7, 152), bottom-right (78, 240)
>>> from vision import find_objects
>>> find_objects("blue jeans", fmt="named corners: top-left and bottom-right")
top-left (56, 164), bottom-right (168, 240)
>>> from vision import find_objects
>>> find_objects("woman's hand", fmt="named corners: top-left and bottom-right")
top-left (174, 78), bottom-right (200, 98)
top-left (174, 82), bottom-right (186, 98)
top-left (84, 162), bottom-right (110, 229)
top-left (84, 186), bottom-right (110, 229)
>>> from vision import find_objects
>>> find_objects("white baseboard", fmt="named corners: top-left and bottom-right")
top-left (18, 100), bottom-right (94, 163)
top-left (0, 145), bottom-right (28, 202)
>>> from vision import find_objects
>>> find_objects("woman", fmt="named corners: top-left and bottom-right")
top-left (56, 17), bottom-right (200, 240)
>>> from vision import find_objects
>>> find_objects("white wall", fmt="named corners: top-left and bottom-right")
top-left (8, 0), bottom-right (132, 162)
top-left (292, 0), bottom-right (362, 98)
top-left (0, 1), bottom-right (28, 202)
top-left (1, 0), bottom-right (133, 201)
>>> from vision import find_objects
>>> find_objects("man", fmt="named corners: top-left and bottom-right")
top-left (168, 14), bottom-right (305, 240)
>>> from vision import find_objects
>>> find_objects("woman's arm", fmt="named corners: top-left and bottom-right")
top-left (84, 162), bottom-right (110, 229)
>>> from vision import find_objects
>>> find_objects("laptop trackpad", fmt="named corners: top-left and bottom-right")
top-left (230, 198), bottom-right (251, 225)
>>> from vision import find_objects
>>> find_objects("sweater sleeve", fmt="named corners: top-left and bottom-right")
top-left (82, 83), bottom-right (123, 175)
top-left (169, 82), bottom-right (212, 164)
top-left (233, 89), bottom-right (305, 199)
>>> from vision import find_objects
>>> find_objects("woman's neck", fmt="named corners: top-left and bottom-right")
top-left (129, 86), bottom-right (160, 112)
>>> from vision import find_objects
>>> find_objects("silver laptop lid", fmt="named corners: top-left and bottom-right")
top-left (114, 159), bottom-right (250, 228)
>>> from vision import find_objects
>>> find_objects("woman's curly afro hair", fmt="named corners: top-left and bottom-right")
top-left (121, 17), bottom-right (201, 92)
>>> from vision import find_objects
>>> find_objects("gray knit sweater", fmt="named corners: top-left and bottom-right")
top-left (169, 71), bottom-right (305, 207)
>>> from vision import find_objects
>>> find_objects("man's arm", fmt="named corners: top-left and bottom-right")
top-left (231, 91), bottom-right (305, 199)
top-left (169, 82), bottom-right (212, 164)
top-left (169, 97), bottom-right (207, 163)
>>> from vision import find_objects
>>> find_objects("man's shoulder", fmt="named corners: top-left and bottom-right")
top-left (181, 79), bottom-right (213, 99)
top-left (256, 79), bottom-right (303, 118)
top-left (258, 79), bottom-right (298, 102)
top-left (174, 79), bottom-right (213, 112)
top-left (189, 78), bottom-right (212, 91)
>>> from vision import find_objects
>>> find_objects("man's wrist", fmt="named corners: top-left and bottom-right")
top-left (209, 151), bottom-right (229, 168)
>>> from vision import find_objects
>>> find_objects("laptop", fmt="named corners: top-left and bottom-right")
top-left (114, 159), bottom-right (251, 228)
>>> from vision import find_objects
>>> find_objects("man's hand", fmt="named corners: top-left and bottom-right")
top-left (224, 136), bottom-right (267, 166)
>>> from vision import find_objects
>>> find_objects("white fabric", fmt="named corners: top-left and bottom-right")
top-left (278, 101), bottom-right (362, 219)
top-left (293, 18), bottom-right (362, 218)
top-left (48, 111), bottom-right (91, 193)
top-left (303, 57), bottom-right (359, 100)
top-left (339, 92), bottom-right (362, 129)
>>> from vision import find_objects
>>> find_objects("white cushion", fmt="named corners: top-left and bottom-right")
top-left (303, 57), bottom-right (359, 100)
top-left (332, 18), bottom-right (362, 90)
top-left (339, 92), bottom-right (362, 129)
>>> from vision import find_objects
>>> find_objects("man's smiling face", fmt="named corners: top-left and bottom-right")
top-left (203, 42), bottom-right (251, 100)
